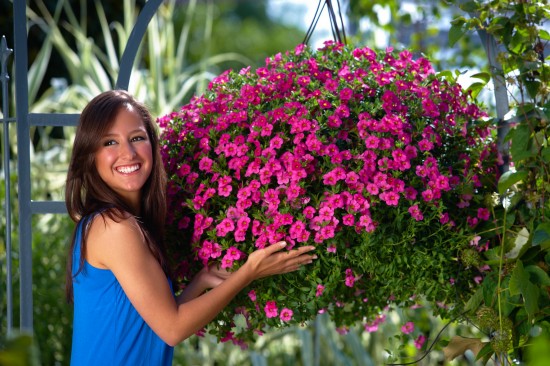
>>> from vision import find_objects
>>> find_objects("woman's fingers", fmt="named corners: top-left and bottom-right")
top-left (262, 241), bottom-right (288, 255)
top-left (243, 241), bottom-right (318, 280)
top-left (281, 249), bottom-right (317, 272)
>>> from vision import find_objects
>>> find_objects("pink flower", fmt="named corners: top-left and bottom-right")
top-left (264, 301), bottom-right (278, 318)
top-left (380, 191), bottom-right (399, 206)
top-left (404, 186), bottom-right (418, 200)
top-left (345, 268), bottom-right (356, 287)
top-left (421, 189), bottom-right (434, 202)
top-left (318, 99), bottom-right (332, 109)
top-left (216, 218), bottom-right (235, 237)
top-left (221, 257), bottom-right (234, 269)
top-left (477, 207), bottom-right (490, 221)
top-left (401, 322), bottom-right (415, 335)
top-left (303, 206), bottom-right (316, 219)
top-left (414, 334), bottom-right (426, 349)
top-left (364, 314), bottom-right (386, 333)
top-left (342, 214), bottom-right (355, 226)
top-left (408, 205), bottom-right (424, 221)
top-left (225, 246), bottom-right (243, 260)
top-left (316, 284), bottom-right (325, 297)
top-left (198, 157), bottom-right (214, 172)
top-left (279, 308), bottom-right (293, 322)
top-left (248, 290), bottom-right (257, 302)
top-left (218, 184), bottom-right (233, 197)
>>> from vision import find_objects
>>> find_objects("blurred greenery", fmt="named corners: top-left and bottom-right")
top-left (0, 333), bottom-right (40, 366)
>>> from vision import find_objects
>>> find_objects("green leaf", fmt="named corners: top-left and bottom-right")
top-left (509, 260), bottom-right (540, 322)
top-left (509, 29), bottom-right (529, 54)
top-left (509, 260), bottom-right (528, 296)
top-left (516, 308), bottom-right (532, 336)
top-left (465, 286), bottom-right (484, 312)
top-left (437, 70), bottom-right (456, 82)
top-left (498, 170), bottom-right (528, 194)
top-left (523, 281), bottom-right (539, 323)
top-left (525, 265), bottom-right (550, 286)
top-left (542, 147), bottom-right (550, 163)
top-left (525, 80), bottom-right (541, 100)
top-left (460, 1), bottom-right (479, 13)
top-left (467, 82), bottom-right (486, 98)
top-left (502, 288), bottom-right (520, 317)
top-left (475, 342), bottom-right (494, 361)
top-left (510, 124), bottom-right (535, 162)
top-left (470, 72), bottom-right (491, 83)
top-left (482, 275), bottom-right (498, 306)
top-left (449, 24), bottom-right (468, 46)
top-left (533, 223), bottom-right (550, 248)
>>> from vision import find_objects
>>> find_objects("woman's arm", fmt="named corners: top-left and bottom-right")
top-left (86, 215), bottom-right (316, 346)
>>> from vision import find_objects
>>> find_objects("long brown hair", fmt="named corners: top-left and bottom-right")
top-left (65, 90), bottom-right (168, 302)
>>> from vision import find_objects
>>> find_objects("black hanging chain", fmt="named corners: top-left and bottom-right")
top-left (303, 0), bottom-right (347, 46)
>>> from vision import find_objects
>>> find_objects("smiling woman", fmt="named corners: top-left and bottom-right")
top-left (63, 90), bottom-right (316, 366)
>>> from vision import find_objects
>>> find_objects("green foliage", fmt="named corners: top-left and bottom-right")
top-left (348, 0), bottom-right (486, 71)
top-left (1, 162), bottom-right (73, 365)
top-left (446, 0), bottom-right (550, 363)
top-left (27, 0), bottom-right (247, 117)
top-left (31, 214), bottom-right (73, 366)
top-left (27, 0), bottom-right (306, 118)
top-left (0, 333), bottom-right (40, 366)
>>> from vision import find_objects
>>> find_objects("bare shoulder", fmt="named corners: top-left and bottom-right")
top-left (86, 211), bottom-right (149, 269)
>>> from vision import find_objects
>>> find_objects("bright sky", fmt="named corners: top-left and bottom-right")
top-left (267, 0), bottom-right (342, 48)
top-left (267, 0), bottom-right (391, 49)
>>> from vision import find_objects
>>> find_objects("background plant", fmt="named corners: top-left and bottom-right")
top-left (445, 1), bottom-right (550, 364)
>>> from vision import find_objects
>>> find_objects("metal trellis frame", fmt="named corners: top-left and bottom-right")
top-left (3, 0), bottom-right (163, 335)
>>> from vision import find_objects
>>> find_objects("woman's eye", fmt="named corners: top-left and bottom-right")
top-left (131, 136), bottom-right (146, 142)
top-left (103, 139), bottom-right (117, 146)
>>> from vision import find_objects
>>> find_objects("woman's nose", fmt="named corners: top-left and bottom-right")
top-left (120, 141), bottom-right (136, 158)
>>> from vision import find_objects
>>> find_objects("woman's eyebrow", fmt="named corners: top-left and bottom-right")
top-left (101, 128), bottom-right (147, 138)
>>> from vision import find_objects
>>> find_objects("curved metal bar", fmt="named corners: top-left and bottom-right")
top-left (115, 0), bottom-right (164, 90)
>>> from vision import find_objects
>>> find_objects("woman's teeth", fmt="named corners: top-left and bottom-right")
top-left (117, 164), bottom-right (140, 173)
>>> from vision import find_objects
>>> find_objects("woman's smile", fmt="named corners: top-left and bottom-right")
top-left (116, 163), bottom-right (142, 174)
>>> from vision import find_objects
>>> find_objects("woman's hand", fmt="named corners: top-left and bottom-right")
top-left (242, 241), bottom-right (317, 281)
top-left (198, 265), bottom-right (232, 289)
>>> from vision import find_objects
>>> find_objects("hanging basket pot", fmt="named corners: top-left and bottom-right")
top-left (159, 41), bottom-right (498, 344)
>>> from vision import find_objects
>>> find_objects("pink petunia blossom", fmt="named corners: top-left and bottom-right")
top-left (264, 301), bottom-right (278, 318)
top-left (477, 207), bottom-right (490, 221)
top-left (315, 284), bottom-right (325, 297)
top-left (401, 322), bottom-right (415, 334)
top-left (414, 334), bottom-right (426, 349)
top-left (279, 308), bottom-right (293, 322)
top-left (408, 205), bottom-right (424, 221)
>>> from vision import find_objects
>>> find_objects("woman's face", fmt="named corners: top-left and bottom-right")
top-left (94, 106), bottom-right (153, 209)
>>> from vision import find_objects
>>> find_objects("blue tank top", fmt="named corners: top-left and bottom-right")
top-left (70, 216), bottom-right (174, 366)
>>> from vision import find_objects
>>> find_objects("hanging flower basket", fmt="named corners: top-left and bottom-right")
top-left (159, 41), bottom-right (498, 344)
